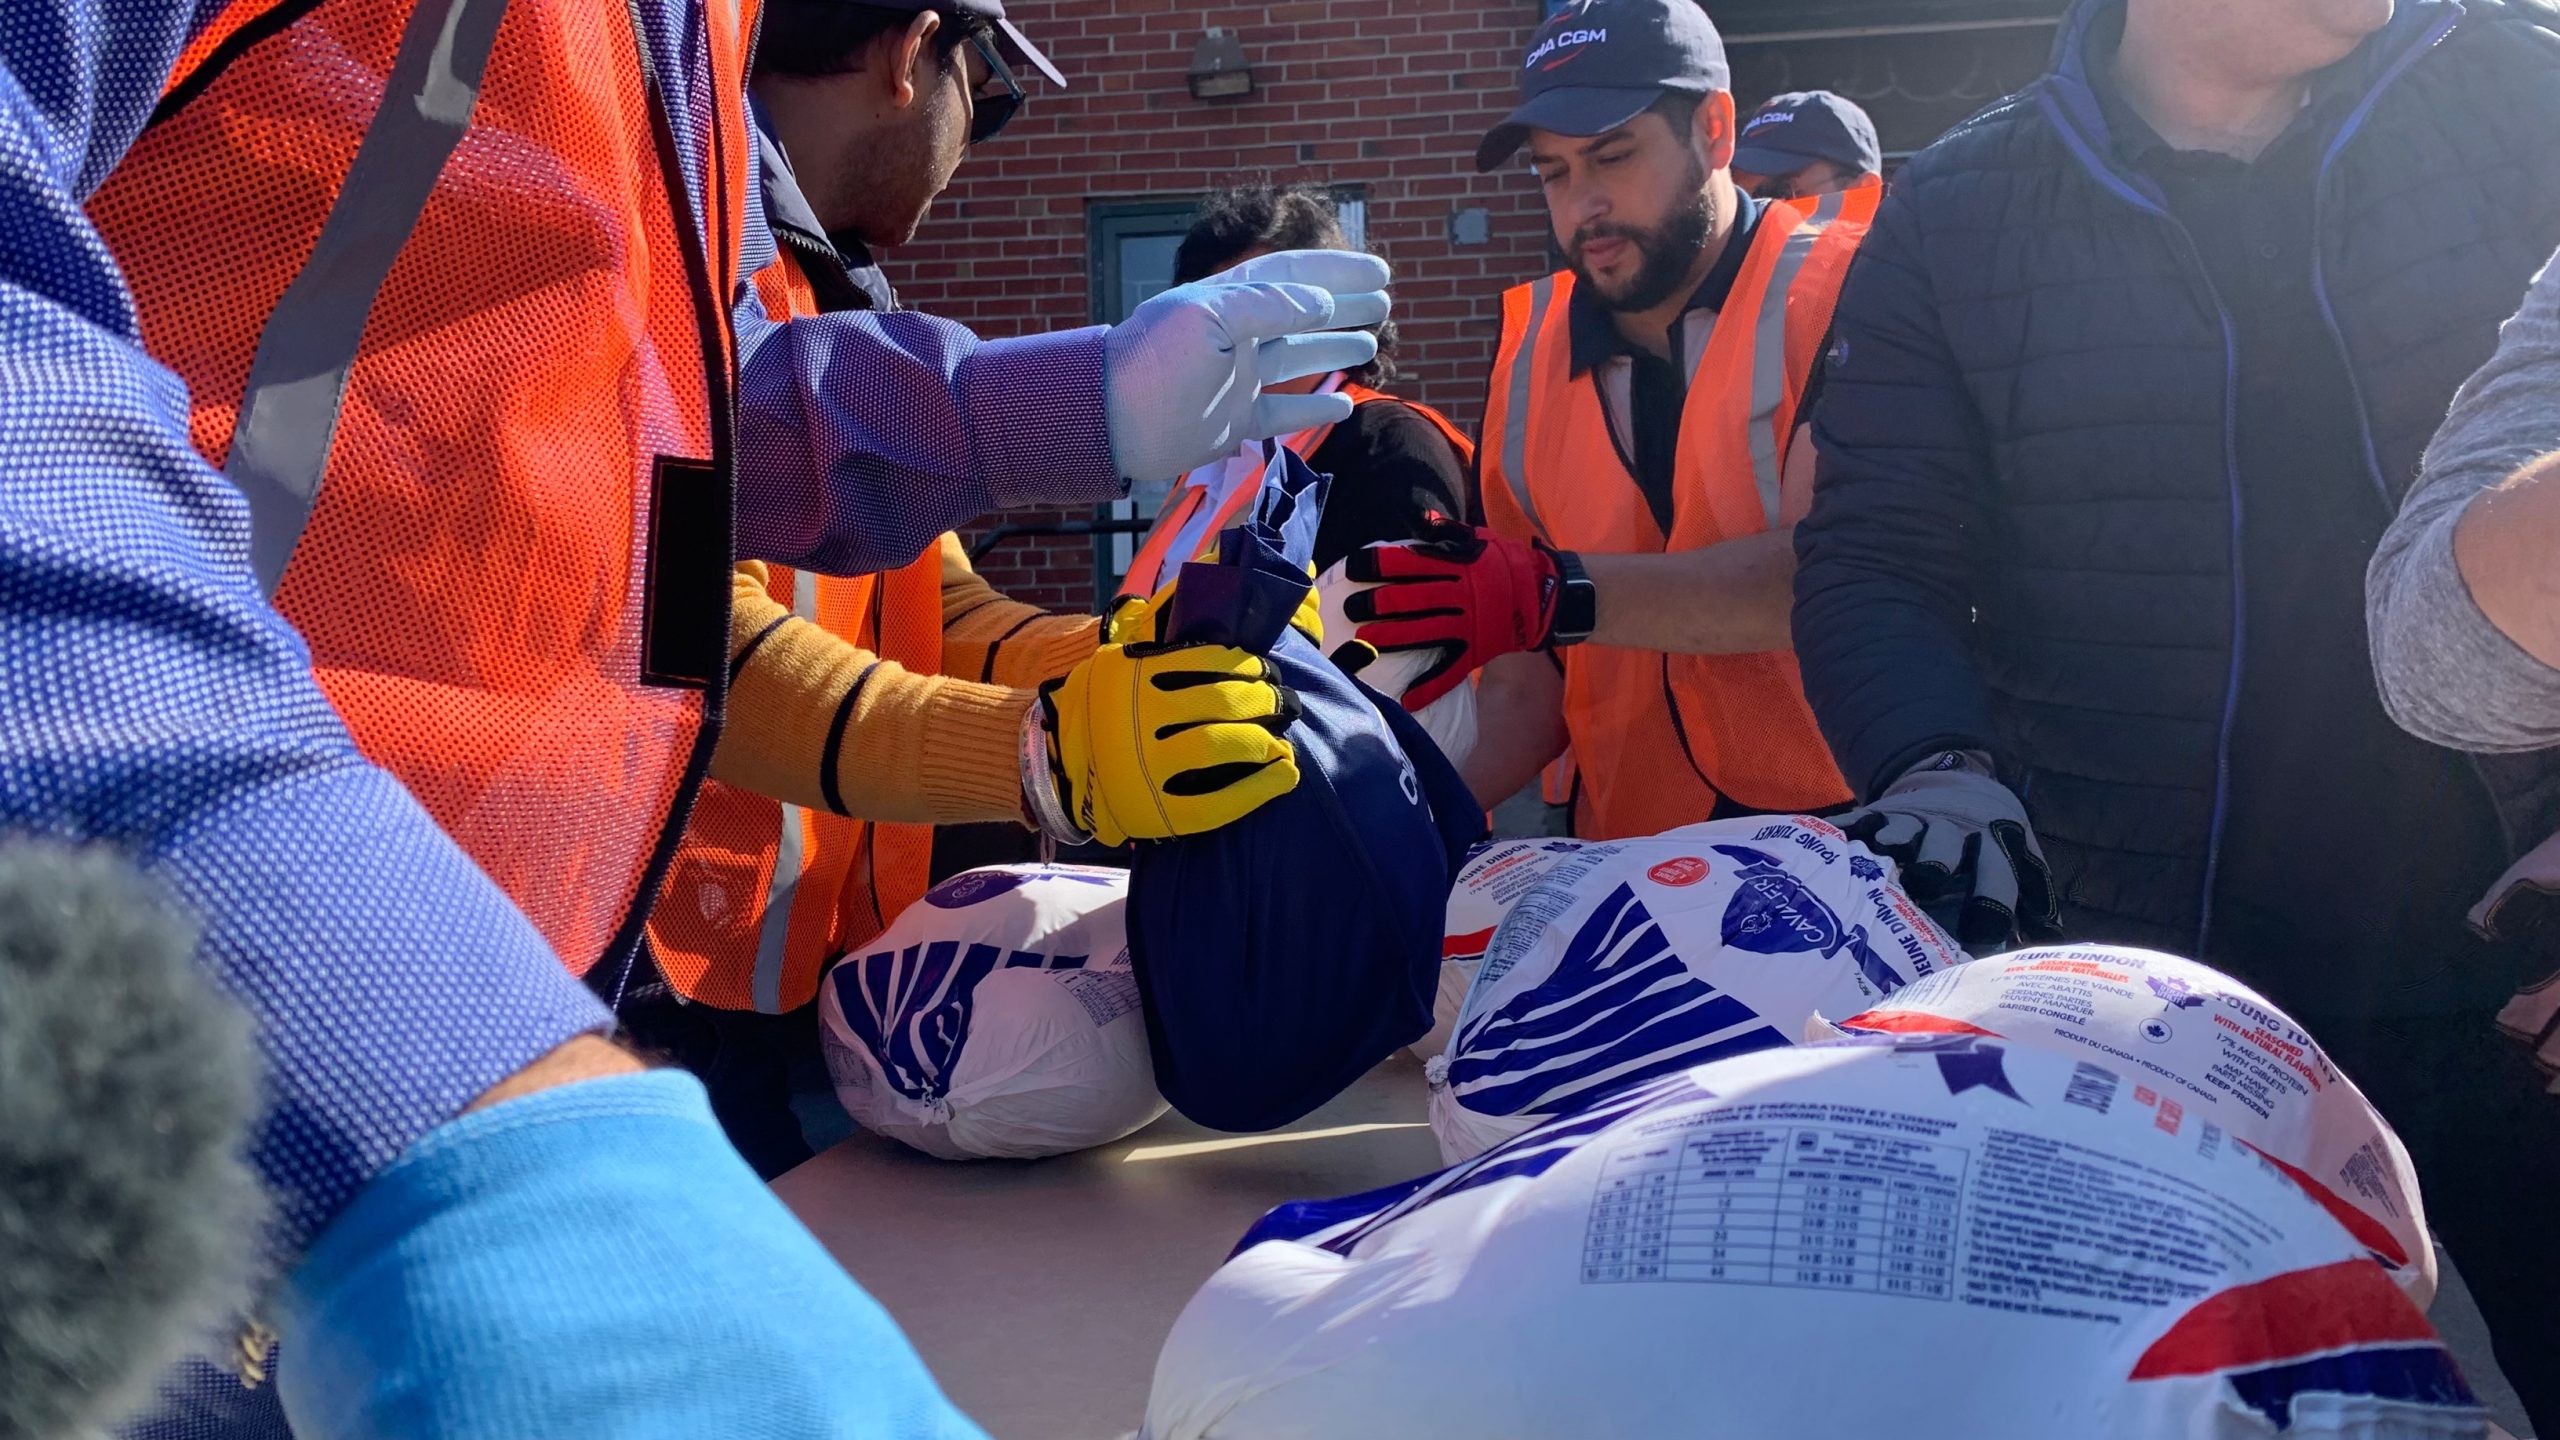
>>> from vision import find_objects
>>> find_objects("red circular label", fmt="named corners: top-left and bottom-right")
top-left (1647, 857), bottom-right (1710, 888)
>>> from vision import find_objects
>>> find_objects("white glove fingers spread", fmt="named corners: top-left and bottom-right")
top-left (1211, 248), bottom-right (1393, 298)
top-left (1207, 281), bottom-right (1339, 343)
top-left (1322, 289), bottom-right (1391, 331)
top-left (1256, 330), bottom-right (1379, 387)
top-left (1101, 250), bottom-right (1392, 486)
top-left (1249, 388), bottom-right (1358, 441)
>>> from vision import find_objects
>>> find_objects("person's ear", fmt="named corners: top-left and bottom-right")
top-left (888, 9), bottom-right (940, 110)
top-left (1698, 91), bottom-right (1737, 172)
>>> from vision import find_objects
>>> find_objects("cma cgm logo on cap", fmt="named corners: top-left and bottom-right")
top-left (1526, 24), bottom-right (1607, 70)
top-left (1744, 110), bottom-right (1798, 134)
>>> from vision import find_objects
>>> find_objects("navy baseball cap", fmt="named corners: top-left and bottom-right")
top-left (1475, 0), bottom-right (1731, 173)
top-left (1732, 91), bottom-right (1881, 179)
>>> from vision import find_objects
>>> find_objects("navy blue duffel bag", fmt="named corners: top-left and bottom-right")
top-left (1130, 446), bottom-right (1488, 1132)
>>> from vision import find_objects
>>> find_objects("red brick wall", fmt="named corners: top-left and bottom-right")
top-left (891, 0), bottom-right (1554, 611)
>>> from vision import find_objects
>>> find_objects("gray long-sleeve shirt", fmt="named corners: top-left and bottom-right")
top-left (2369, 247), bottom-right (2560, 753)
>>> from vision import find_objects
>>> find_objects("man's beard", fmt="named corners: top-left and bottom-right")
top-left (1568, 155), bottom-right (1717, 314)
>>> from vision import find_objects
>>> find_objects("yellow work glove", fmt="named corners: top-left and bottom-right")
top-left (1024, 641), bottom-right (1302, 847)
top-left (1103, 572), bottom-right (1324, 648)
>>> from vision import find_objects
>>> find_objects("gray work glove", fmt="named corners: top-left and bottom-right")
top-left (1838, 751), bottom-right (2063, 954)
top-left (2480, 829), bottom-right (2560, 1090)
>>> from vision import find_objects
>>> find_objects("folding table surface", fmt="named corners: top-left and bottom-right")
top-left (774, 1053), bottom-right (1441, 1440)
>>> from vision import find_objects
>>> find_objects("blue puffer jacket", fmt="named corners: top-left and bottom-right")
top-left (1794, 0), bottom-right (2560, 951)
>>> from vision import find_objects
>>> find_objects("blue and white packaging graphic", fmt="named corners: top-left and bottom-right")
top-left (1145, 1041), bottom-right (2484, 1440)
top-left (1821, 944), bottom-right (2434, 1305)
top-left (1429, 816), bottom-right (1963, 1162)
top-left (818, 864), bottom-right (1166, 1160)
top-left (1419, 837), bottom-right (1594, 1060)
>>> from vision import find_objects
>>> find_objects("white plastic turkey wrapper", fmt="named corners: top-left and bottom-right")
top-left (1428, 815), bottom-right (1964, 1164)
top-left (1816, 944), bottom-right (2435, 1306)
top-left (817, 864), bottom-right (1167, 1160)
top-left (1313, 552), bottom-right (1477, 769)
top-left (1417, 839), bottom-right (1595, 1061)
top-left (1145, 1040), bottom-right (2487, 1440)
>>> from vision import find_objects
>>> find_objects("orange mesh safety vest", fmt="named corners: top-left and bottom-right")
top-left (1480, 188), bottom-right (1877, 840)
top-left (645, 250), bottom-right (943, 1013)
top-left (1117, 382), bottom-right (1477, 600)
top-left (90, 0), bottom-right (753, 979)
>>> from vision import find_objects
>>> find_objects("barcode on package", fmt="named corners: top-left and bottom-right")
top-left (1060, 967), bottom-right (1142, 1027)
top-left (2063, 1062), bottom-right (2118, 1116)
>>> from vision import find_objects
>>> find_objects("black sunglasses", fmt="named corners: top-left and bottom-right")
top-left (963, 26), bottom-right (1024, 146)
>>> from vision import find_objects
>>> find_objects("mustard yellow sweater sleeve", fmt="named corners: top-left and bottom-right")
top-left (712, 562), bottom-right (1032, 827)
top-left (935, 535), bottom-right (1104, 688)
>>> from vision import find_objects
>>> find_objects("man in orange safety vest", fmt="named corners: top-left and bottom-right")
top-left (1338, 0), bottom-right (1873, 843)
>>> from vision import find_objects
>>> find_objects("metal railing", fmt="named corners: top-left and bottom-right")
top-left (964, 515), bottom-right (1156, 565)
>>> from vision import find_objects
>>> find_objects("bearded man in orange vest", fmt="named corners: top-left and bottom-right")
top-left (1340, 0), bottom-right (1874, 844)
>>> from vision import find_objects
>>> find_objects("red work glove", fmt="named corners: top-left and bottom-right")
top-left (1340, 525), bottom-right (1563, 710)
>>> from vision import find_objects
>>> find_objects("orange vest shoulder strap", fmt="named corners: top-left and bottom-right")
top-left (1775, 190), bottom-right (1875, 457)
top-left (1479, 274), bottom-right (1573, 545)
top-left (1276, 376), bottom-right (1371, 458)
top-left (750, 240), bottom-right (821, 324)
top-left (1333, 381), bottom-right (1478, 468)
top-left (1116, 482), bottom-right (1208, 601)
top-left (1676, 193), bottom-right (1870, 541)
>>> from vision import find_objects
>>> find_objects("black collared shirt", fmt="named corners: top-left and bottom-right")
top-left (2092, 35), bottom-right (2508, 1004)
top-left (1558, 194), bottom-right (1823, 535)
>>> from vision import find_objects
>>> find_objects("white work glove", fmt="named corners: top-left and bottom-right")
top-left (1837, 751), bottom-right (2063, 954)
top-left (1103, 250), bottom-right (1391, 485)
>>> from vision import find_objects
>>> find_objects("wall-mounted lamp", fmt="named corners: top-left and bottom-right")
top-left (1186, 28), bottom-right (1254, 100)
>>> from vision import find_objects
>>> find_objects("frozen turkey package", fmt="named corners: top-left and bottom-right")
top-left (1819, 944), bottom-right (2434, 1304)
top-left (1429, 815), bottom-right (1963, 1162)
top-left (1416, 837), bottom-right (1594, 1060)
top-left (1145, 1039), bottom-right (2486, 1440)
top-left (818, 864), bottom-right (1166, 1160)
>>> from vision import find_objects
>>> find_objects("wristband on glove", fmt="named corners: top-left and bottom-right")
top-left (1020, 702), bottom-right (1093, 847)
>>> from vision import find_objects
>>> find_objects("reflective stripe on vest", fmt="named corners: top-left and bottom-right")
top-left (1492, 279), bottom-right (1561, 545)
top-left (1117, 381), bottom-right (1477, 599)
top-left (90, 0), bottom-right (752, 976)
top-left (228, 0), bottom-right (508, 595)
top-left (647, 243), bottom-right (944, 1013)
top-left (1478, 191), bottom-right (1875, 839)
top-left (745, 565), bottom-right (823, 1013)
top-left (1743, 188), bottom-right (1850, 528)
